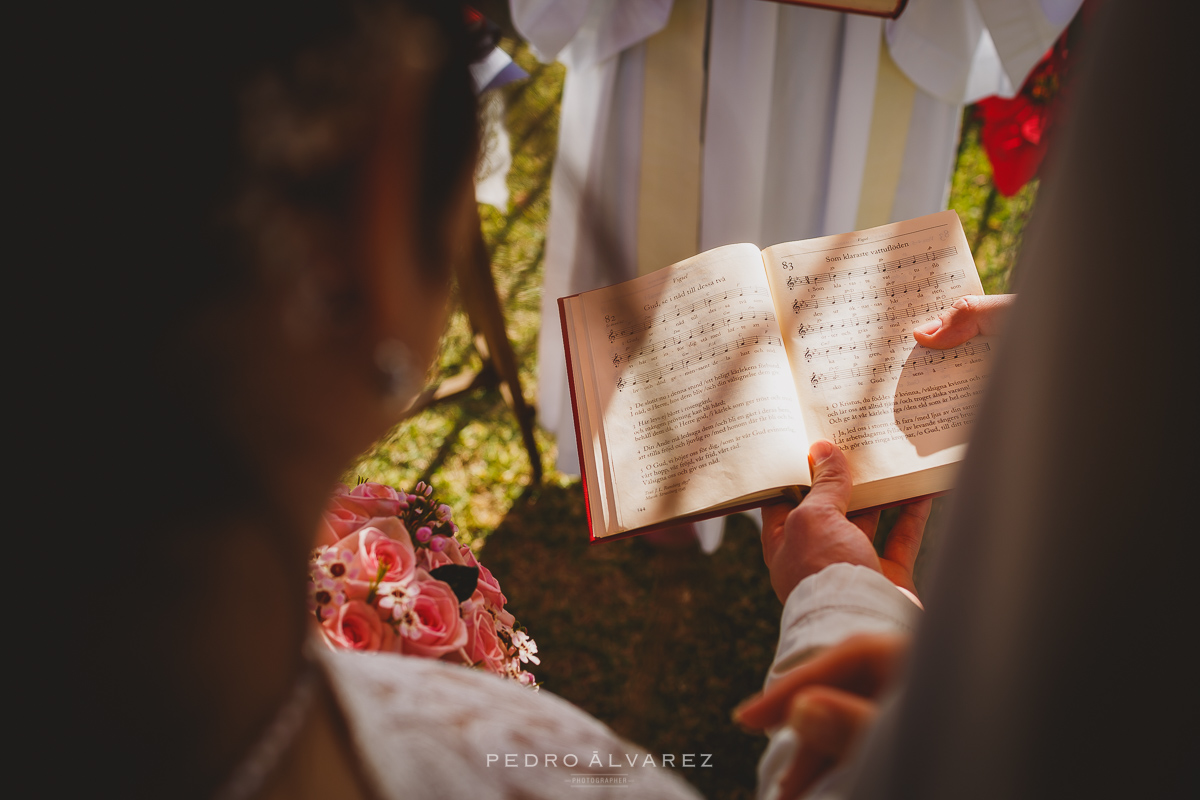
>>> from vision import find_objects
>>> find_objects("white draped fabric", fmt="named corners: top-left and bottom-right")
top-left (515, 0), bottom-right (1080, 549)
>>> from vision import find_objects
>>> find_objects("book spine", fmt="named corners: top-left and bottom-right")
top-left (761, 0), bottom-right (908, 20)
top-left (558, 295), bottom-right (597, 542)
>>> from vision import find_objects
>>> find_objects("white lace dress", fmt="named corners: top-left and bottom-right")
top-left (315, 644), bottom-right (704, 799)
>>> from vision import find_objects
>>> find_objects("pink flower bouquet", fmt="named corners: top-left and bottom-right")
top-left (309, 480), bottom-right (539, 687)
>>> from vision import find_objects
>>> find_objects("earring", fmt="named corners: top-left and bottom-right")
top-left (374, 338), bottom-right (422, 409)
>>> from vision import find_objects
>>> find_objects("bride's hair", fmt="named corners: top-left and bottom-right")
top-left (19, 7), bottom-right (482, 788)
top-left (228, 0), bottom-right (484, 291)
top-left (21, 0), bottom-right (481, 522)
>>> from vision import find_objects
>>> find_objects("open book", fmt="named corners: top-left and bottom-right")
top-left (559, 210), bottom-right (997, 542)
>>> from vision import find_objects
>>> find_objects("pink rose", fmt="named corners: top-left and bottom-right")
top-left (492, 603), bottom-right (516, 630)
top-left (419, 541), bottom-right (466, 572)
top-left (328, 491), bottom-right (403, 525)
top-left (358, 524), bottom-right (416, 584)
top-left (461, 547), bottom-right (507, 610)
top-left (333, 517), bottom-right (415, 600)
top-left (349, 482), bottom-right (406, 503)
top-left (397, 572), bottom-right (467, 658)
top-left (322, 600), bottom-right (393, 652)
top-left (315, 505), bottom-right (368, 546)
top-left (462, 604), bottom-right (509, 675)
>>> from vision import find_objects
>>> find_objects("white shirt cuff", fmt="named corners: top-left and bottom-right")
top-left (768, 563), bottom-right (922, 687)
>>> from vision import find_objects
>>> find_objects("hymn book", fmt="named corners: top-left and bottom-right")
top-left (559, 211), bottom-right (997, 542)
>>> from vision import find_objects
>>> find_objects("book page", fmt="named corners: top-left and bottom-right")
top-left (762, 211), bottom-right (996, 508)
top-left (569, 244), bottom-right (811, 536)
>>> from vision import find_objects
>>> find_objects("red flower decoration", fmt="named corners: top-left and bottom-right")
top-left (976, 39), bottom-right (1068, 196)
top-left (975, 1), bottom-right (1097, 196)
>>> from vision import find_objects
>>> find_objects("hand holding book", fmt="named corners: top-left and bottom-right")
top-left (761, 440), bottom-right (932, 604)
top-left (760, 294), bottom-right (1014, 601)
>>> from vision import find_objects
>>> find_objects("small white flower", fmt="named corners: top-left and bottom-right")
top-left (308, 576), bottom-right (347, 621)
top-left (500, 659), bottom-right (538, 689)
top-left (510, 630), bottom-right (540, 665)
top-left (376, 579), bottom-right (418, 620)
top-left (395, 606), bottom-right (421, 639)
top-left (317, 548), bottom-right (358, 580)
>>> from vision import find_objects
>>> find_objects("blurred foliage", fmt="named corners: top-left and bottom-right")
top-left (949, 109), bottom-right (1040, 295)
top-left (344, 38), bottom-right (1036, 798)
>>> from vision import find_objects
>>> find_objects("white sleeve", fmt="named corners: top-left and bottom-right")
top-left (884, 0), bottom-right (1082, 104)
top-left (756, 564), bottom-right (921, 800)
top-left (509, 0), bottom-right (672, 67)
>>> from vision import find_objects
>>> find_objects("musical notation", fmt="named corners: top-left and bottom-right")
top-left (605, 286), bottom-right (770, 343)
top-left (803, 333), bottom-right (914, 362)
top-left (791, 271), bottom-right (964, 312)
top-left (618, 334), bottom-right (782, 389)
top-left (796, 298), bottom-right (957, 337)
top-left (784, 246), bottom-right (957, 290)
top-left (807, 341), bottom-right (991, 387)
top-left (610, 312), bottom-right (773, 366)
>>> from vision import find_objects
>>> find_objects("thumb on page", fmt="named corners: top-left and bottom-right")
top-left (913, 294), bottom-right (1013, 349)
top-left (806, 440), bottom-right (852, 516)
